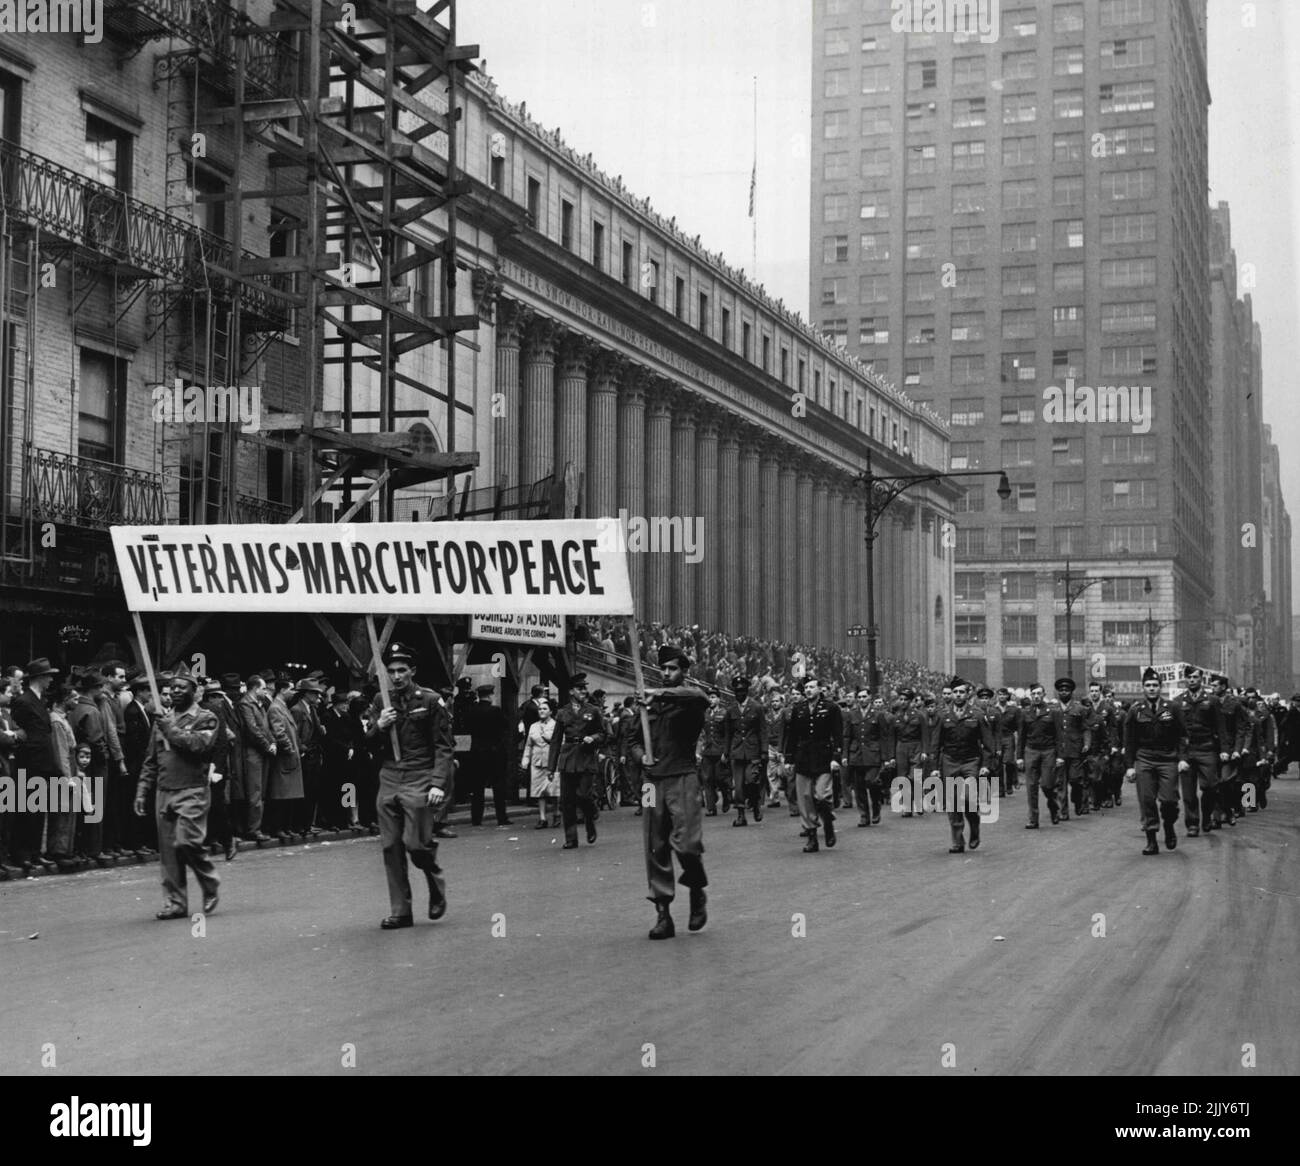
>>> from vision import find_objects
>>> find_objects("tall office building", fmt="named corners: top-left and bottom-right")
top-left (810, 0), bottom-right (1214, 690)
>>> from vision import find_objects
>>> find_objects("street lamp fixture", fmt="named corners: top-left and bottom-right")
top-left (856, 452), bottom-right (1011, 693)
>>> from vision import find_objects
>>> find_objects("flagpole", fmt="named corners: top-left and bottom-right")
top-left (751, 74), bottom-right (757, 278)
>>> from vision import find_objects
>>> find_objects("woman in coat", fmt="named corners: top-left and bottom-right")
top-left (521, 697), bottom-right (559, 829)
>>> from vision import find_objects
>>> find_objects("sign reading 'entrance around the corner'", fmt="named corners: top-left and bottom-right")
top-left (110, 522), bottom-right (634, 616)
top-left (470, 613), bottom-right (567, 647)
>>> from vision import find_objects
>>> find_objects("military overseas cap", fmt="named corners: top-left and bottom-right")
top-left (1055, 677), bottom-right (1077, 693)
top-left (949, 675), bottom-right (969, 689)
top-left (383, 642), bottom-right (417, 667)
top-left (1142, 667), bottom-right (1160, 683)
top-left (658, 646), bottom-right (692, 669)
top-left (899, 688), bottom-right (916, 700)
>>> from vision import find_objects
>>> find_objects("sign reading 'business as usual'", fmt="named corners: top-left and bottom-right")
top-left (469, 613), bottom-right (566, 647)
top-left (110, 522), bottom-right (634, 616)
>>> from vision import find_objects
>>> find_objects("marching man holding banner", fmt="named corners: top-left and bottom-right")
top-left (640, 646), bottom-right (711, 940)
top-left (133, 667), bottom-right (221, 920)
top-left (366, 643), bottom-right (454, 930)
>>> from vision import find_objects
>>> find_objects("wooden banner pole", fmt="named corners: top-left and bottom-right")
top-left (130, 610), bottom-right (167, 751)
top-left (624, 613), bottom-right (655, 766)
top-left (366, 612), bottom-right (401, 762)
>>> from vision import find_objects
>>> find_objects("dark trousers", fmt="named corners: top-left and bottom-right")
top-left (469, 750), bottom-right (509, 824)
top-left (156, 785), bottom-right (220, 911)
top-left (376, 770), bottom-right (444, 919)
top-left (560, 769), bottom-right (596, 844)
top-left (1183, 751), bottom-right (1219, 827)
top-left (1022, 746), bottom-right (1059, 825)
top-left (851, 763), bottom-right (882, 821)
top-left (319, 755), bottom-right (351, 829)
top-left (1134, 751), bottom-right (1180, 832)
top-left (1060, 755), bottom-right (1086, 813)
top-left (300, 755), bottom-right (321, 829)
top-left (895, 740), bottom-right (925, 813)
top-left (729, 757), bottom-right (760, 811)
top-left (100, 769), bottom-right (121, 852)
top-left (700, 755), bottom-right (729, 811)
top-left (205, 779), bottom-right (235, 848)
top-left (942, 757), bottom-right (981, 846)
top-left (643, 771), bottom-right (707, 903)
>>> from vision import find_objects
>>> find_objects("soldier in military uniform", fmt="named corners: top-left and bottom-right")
top-left (133, 670), bottom-right (221, 919)
top-left (1173, 667), bottom-right (1226, 836)
top-left (547, 673), bottom-right (605, 849)
top-left (642, 647), bottom-right (711, 939)
top-left (1106, 690), bottom-right (1128, 807)
top-left (1124, 666), bottom-right (1189, 855)
top-left (699, 690), bottom-right (732, 817)
top-left (726, 676), bottom-right (765, 826)
top-left (1211, 676), bottom-right (1245, 826)
top-left (1054, 677), bottom-right (1090, 818)
top-left (1242, 686), bottom-right (1275, 812)
top-left (892, 689), bottom-right (929, 818)
top-left (1084, 682), bottom-right (1115, 810)
top-left (365, 643), bottom-right (454, 929)
top-left (766, 693), bottom-right (795, 815)
top-left (844, 690), bottom-right (893, 827)
top-left (994, 688), bottom-right (1021, 799)
top-left (929, 677), bottom-right (995, 853)
top-left (784, 676), bottom-right (844, 853)
top-left (1016, 682), bottom-right (1064, 827)
top-left (617, 695), bottom-right (645, 817)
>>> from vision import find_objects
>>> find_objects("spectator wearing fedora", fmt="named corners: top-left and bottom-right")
top-left (124, 677), bottom-right (158, 856)
top-left (134, 667), bottom-right (221, 919)
top-left (366, 642), bottom-right (453, 929)
top-left (68, 669), bottom-right (112, 866)
top-left (319, 687), bottom-right (360, 832)
top-left (467, 683), bottom-right (511, 827)
top-left (10, 660), bottom-right (63, 873)
top-left (238, 674), bottom-right (276, 842)
top-left (0, 664), bottom-right (26, 877)
top-left (292, 677), bottom-right (326, 836)
top-left (641, 646), bottom-right (711, 939)
top-left (266, 674), bottom-right (303, 843)
top-left (548, 673), bottom-right (605, 849)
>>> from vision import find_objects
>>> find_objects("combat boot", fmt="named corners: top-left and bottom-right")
top-left (687, 888), bottom-right (708, 932)
top-left (802, 830), bottom-right (819, 853)
top-left (819, 802), bottom-right (836, 848)
top-left (648, 901), bottom-right (675, 940)
top-left (732, 807), bottom-right (748, 827)
top-left (1142, 829), bottom-right (1159, 856)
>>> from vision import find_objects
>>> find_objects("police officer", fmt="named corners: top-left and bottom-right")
top-left (1124, 666), bottom-right (1189, 855)
top-left (726, 676), bottom-right (765, 826)
top-left (365, 643), bottom-right (454, 929)
top-left (929, 677), bottom-right (995, 853)
top-left (642, 647), bottom-right (711, 939)
top-left (1016, 682), bottom-right (1064, 828)
top-left (547, 673), bottom-right (605, 849)
top-left (1055, 677), bottom-right (1089, 818)
top-left (784, 676), bottom-right (844, 853)
top-left (844, 689), bottom-right (893, 827)
top-left (1173, 667), bottom-right (1226, 836)
top-left (133, 669), bottom-right (220, 919)
top-left (699, 690), bottom-right (732, 817)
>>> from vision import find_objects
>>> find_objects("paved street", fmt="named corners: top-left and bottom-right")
top-left (2, 781), bottom-right (1298, 1076)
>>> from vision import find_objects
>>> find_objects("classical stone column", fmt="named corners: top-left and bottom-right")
top-left (779, 456), bottom-right (797, 643)
top-left (812, 476), bottom-right (831, 648)
top-left (520, 315), bottom-right (559, 486)
top-left (831, 483), bottom-right (849, 654)
top-left (795, 462), bottom-right (815, 644)
top-left (554, 332), bottom-right (592, 500)
top-left (616, 365), bottom-right (648, 611)
top-left (643, 378), bottom-right (675, 624)
top-left (717, 430), bottom-right (740, 636)
top-left (694, 407), bottom-right (720, 631)
top-left (737, 429), bottom-right (762, 636)
top-left (493, 299), bottom-right (530, 490)
top-left (670, 392), bottom-right (697, 625)
top-left (587, 350), bottom-right (622, 520)
top-left (759, 439), bottom-right (782, 641)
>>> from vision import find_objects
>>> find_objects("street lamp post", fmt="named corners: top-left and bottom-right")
top-left (857, 452), bottom-right (1010, 693)
top-left (1057, 559), bottom-right (1108, 685)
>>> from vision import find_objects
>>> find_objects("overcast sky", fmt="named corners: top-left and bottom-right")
top-left (454, 0), bottom-right (1300, 580)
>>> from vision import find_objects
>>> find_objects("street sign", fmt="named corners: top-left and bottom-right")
top-left (847, 624), bottom-right (870, 637)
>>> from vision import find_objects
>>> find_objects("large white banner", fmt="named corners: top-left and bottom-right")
top-left (111, 522), bottom-right (634, 616)
top-left (470, 613), bottom-right (566, 647)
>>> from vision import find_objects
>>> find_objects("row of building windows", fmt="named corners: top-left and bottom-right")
top-left (949, 434), bottom-right (1156, 468)
top-left (824, 39), bottom-right (1156, 97)
top-left (826, 132), bottom-right (1153, 179)
top-left (824, 0), bottom-right (1154, 50)
top-left (955, 477), bottom-right (1158, 510)
top-left (955, 615), bottom-right (1158, 648)
top-left (950, 524), bottom-right (1159, 558)
top-left (957, 572), bottom-right (1151, 602)
top-left (823, 82), bottom-right (1155, 138)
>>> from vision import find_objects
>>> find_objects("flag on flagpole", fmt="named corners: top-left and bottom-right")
top-left (748, 161), bottom-right (756, 218)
